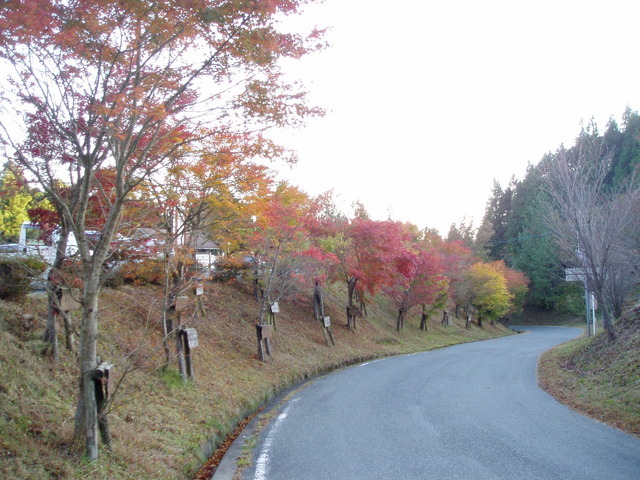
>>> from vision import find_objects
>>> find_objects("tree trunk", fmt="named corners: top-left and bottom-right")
top-left (175, 315), bottom-right (187, 384)
top-left (161, 258), bottom-right (173, 365)
top-left (313, 283), bottom-right (323, 321)
top-left (259, 242), bottom-right (281, 326)
top-left (44, 301), bottom-right (59, 362)
top-left (420, 305), bottom-right (428, 332)
top-left (601, 302), bottom-right (616, 342)
top-left (72, 377), bottom-right (85, 444)
top-left (346, 277), bottom-right (357, 331)
top-left (77, 278), bottom-right (100, 461)
top-left (396, 308), bottom-right (405, 331)
top-left (61, 310), bottom-right (75, 351)
top-left (44, 228), bottom-right (70, 362)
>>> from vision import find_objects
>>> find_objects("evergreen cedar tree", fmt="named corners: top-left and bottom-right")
top-left (478, 109), bottom-right (640, 316)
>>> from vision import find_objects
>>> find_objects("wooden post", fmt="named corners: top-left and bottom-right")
top-left (269, 302), bottom-right (279, 332)
top-left (181, 328), bottom-right (199, 379)
top-left (195, 282), bottom-right (206, 318)
top-left (256, 323), bottom-right (273, 361)
top-left (323, 316), bottom-right (335, 345)
top-left (347, 305), bottom-right (360, 332)
top-left (182, 330), bottom-right (192, 379)
top-left (174, 296), bottom-right (189, 384)
top-left (314, 283), bottom-right (335, 346)
top-left (420, 304), bottom-right (429, 332)
top-left (93, 361), bottom-right (114, 449)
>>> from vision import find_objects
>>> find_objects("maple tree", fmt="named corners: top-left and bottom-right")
top-left (317, 217), bottom-right (412, 331)
top-left (244, 182), bottom-right (318, 330)
top-left (385, 240), bottom-right (448, 331)
top-left (137, 145), bottom-right (273, 370)
top-left (489, 260), bottom-right (529, 316)
top-left (427, 236), bottom-right (477, 314)
top-left (456, 262), bottom-right (513, 326)
top-left (0, 0), bottom-right (324, 460)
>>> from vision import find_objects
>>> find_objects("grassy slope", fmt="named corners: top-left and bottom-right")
top-left (539, 303), bottom-right (640, 437)
top-left (0, 280), bottom-right (512, 480)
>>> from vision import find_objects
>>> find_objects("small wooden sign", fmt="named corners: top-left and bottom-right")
top-left (60, 288), bottom-right (81, 311)
top-left (183, 328), bottom-right (199, 348)
top-left (258, 323), bottom-right (272, 339)
top-left (195, 284), bottom-right (204, 296)
top-left (323, 316), bottom-right (331, 328)
top-left (270, 302), bottom-right (279, 313)
top-left (93, 361), bottom-right (114, 398)
top-left (175, 296), bottom-right (189, 311)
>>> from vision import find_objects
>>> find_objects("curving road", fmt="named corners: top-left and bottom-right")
top-left (218, 327), bottom-right (640, 480)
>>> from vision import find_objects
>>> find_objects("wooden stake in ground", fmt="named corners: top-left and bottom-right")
top-left (419, 304), bottom-right (429, 332)
top-left (268, 302), bottom-right (279, 332)
top-left (180, 328), bottom-right (199, 380)
top-left (256, 324), bottom-right (273, 362)
top-left (441, 310), bottom-right (451, 327)
top-left (195, 282), bottom-right (206, 318)
top-left (347, 305), bottom-right (361, 332)
top-left (92, 361), bottom-right (113, 449)
top-left (313, 283), bottom-right (335, 346)
top-left (174, 296), bottom-right (189, 383)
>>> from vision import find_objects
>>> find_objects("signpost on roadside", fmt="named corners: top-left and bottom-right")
top-left (565, 267), bottom-right (596, 336)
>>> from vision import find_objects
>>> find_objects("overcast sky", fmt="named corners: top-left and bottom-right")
top-left (273, 0), bottom-right (640, 235)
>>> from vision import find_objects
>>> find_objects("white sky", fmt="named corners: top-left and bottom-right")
top-left (273, 0), bottom-right (640, 235)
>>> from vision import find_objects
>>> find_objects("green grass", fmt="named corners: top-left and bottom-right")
top-left (539, 303), bottom-right (640, 437)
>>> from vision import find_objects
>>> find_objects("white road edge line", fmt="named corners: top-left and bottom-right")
top-left (254, 399), bottom-right (299, 480)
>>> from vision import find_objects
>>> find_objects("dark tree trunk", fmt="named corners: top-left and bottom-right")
top-left (346, 277), bottom-right (358, 331)
top-left (420, 304), bottom-right (429, 332)
top-left (601, 303), bottom-right (616, 342)
top-left (396, 308), bottom-right (406, 331)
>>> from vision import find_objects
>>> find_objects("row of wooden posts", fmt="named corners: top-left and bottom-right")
top-left (52, 282), bottom-right (482, 443)
top-left (256, 282), bottom-right (335, 361)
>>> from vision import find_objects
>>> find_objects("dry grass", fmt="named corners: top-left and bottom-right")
top-left (0, 280), bottom-right (512, 479)
top-left (539, 303), bottom-right (640, 437)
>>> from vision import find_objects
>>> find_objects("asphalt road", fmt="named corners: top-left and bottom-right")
top-left (217, 327), bottom-right (640, 480)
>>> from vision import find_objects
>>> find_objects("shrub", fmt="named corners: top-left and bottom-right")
top-left (0, 257), bottom-right (47, 300)
top-left (119, 258), bottom-right (165, 286)
top-left (212, 256), bottom-right (253, 282)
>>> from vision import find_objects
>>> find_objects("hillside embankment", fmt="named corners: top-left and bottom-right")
top-left (0, 280), bottom-right (512, 480)
top-left (539, 303), bottom-right (640, 437)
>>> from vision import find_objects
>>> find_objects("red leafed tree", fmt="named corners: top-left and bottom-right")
top-left (385, 244), bottom-right (448, 331)
top-left (0, 0), bottom-right (324, 460)
top-left (433, 238), bottom-right (478, 310)
top-left (319, 217), bottom-right (412, 331)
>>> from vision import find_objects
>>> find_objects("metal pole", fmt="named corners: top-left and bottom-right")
top-left (584, 283), bottom-right (591, 337)
top-left (591, 293), bottom-right (597, 336)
